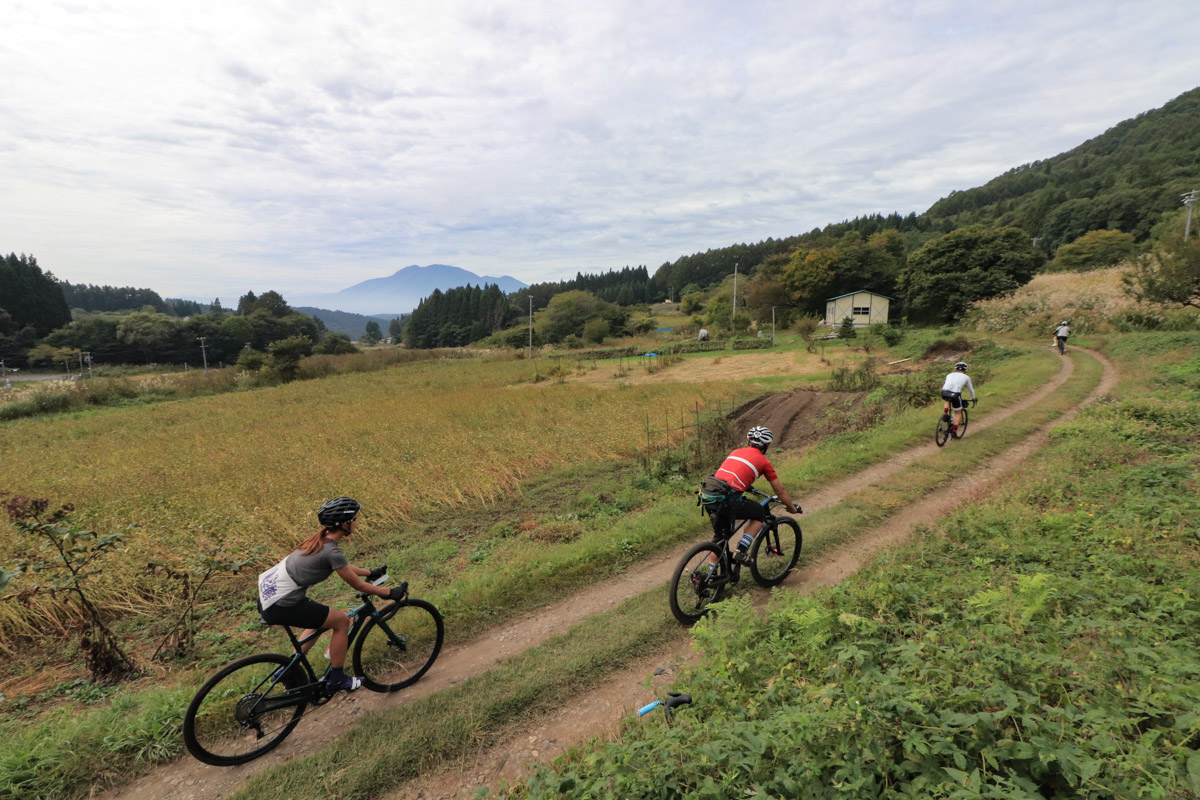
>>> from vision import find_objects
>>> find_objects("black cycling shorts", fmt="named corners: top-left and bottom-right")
top-left (941, 389), bottom-right (965, 410)
top-left (710, 494), bottom-right (769, 538)
top-left (258, 596), bottom-right (331, 629)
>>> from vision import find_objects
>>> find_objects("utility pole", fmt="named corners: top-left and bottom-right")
top-left (83, 352), bottom-right (93, 379)
top-left (527, 296), bottom-right (533, 360)
top-left (732, 262), bottom-right (738, 323)
top-left (771, 307), bottom-right (776, 347)
top-left (1, 359), bottom-right (8, 390)
top-left (1183, 190), bottom-right (1198, 242)
top-left (197, 336), bottom-right (209, 373)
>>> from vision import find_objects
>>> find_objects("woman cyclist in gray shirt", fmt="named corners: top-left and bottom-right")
top-left (257, 497), bottom-right (403, 692)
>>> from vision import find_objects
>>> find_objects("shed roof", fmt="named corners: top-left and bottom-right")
top-left (825, 290), bottom-right (895, 301)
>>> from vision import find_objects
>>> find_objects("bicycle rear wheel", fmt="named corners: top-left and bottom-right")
top-left (935, 415), bottom-right (951, 447)
top-left (668, 540), bottom-right (728, 625)
top-left (183, 653), bottom-right (308, 766)
top-left (749, 517), bottom-right (802, 586)
top-left (353, 599), bottom-right (445, 692)
top-left (953, 408), bottom-right (969, 439)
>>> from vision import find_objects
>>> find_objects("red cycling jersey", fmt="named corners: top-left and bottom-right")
top-left (714, 446), bottom-right (777, 492)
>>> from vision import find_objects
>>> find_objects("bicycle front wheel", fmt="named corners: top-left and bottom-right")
top-left (935, 415), bottom-right (951, 447)
top-left (749, 517), bottom-right (802, 586)
top-left (353, 598), bottom-right (445, 692)
top-left (954, 408), bottom-right (969, 439)
top-left (183, 653), bottom-right (308, 766)
top-left (668, 540), bottom-right (728, 625)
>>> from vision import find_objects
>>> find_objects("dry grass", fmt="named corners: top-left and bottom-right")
top-left (0, 356), bottom-right (743, 645)
top-left (966, 266), bottom-right (1156, 334)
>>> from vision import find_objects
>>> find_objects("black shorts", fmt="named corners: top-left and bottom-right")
top-left (941, 389), bottom-right (965, 410)
top-left (258, 597), bottom-right (331, 629)
top-left (710, 494), bottom-right (769, 538)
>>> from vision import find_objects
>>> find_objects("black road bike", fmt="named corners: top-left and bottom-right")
top-left (182, 577), bottom-right (443, 766)
top-left (669, 489), bottom-right (802, 625)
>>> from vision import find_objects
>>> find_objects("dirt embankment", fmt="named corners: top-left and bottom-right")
top-left (726, 389), bottom-right (865, 451)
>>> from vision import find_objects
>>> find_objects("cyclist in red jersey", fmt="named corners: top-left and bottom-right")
top-left (710, 426), bottom-right (800, 560)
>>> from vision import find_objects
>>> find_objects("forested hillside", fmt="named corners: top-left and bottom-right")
top-left (653, 86), bottom-right (1200, 300)
top-left (924, 86), bottom-right (1200, 248)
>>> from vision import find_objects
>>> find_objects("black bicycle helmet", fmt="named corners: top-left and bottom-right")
top-left (317, 496), bottom-right (360, 527)
top-left (954, 362), bottom-right (968, 372)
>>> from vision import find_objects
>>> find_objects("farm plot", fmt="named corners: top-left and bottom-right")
top-left (0, 358), bottom-right (743, 628)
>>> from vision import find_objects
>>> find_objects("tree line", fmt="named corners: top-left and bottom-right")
top-left (59, 281), bottom-right (207, 317)
top-left (25, 289), bottom-right (357, 369)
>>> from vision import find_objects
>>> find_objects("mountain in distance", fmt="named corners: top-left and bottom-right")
top-left (293, 264), bottom-right (527, 316)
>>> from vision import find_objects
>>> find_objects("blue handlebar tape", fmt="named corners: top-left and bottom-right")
top-left (637, 700), bottom-right (662, 716)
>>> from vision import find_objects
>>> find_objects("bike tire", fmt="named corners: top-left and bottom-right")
top-left (749, 517), bottom-right (802, 586)
top-left (668, 540), bottom-right (728, 625)
top-left (183, 653), bottom-right (307, 766)
top-left (935, 416), bottom-right (951, 447)
top-left (353, 598), bottom-right (445, 692)
top-left (953, 408), bottom-right (969, 439)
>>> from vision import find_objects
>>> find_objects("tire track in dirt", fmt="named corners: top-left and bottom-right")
top-left (101, 350), bottom-right (1109, 800)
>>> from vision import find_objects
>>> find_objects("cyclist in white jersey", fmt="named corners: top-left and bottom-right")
top-left (941, 362), bottom-right (976, 430)
top-left (1054, 321), bottom-right (1071, 353)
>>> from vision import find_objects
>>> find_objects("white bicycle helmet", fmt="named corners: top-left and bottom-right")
top-left (747, 426), bottom-right (774, 449)
top-left (954, 362), bottom-right (968, 372)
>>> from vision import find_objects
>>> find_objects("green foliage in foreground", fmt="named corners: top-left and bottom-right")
top-left (518, 364), bottom-right (1200, 797)
top-left (0, 685), bottom-right (189, 799)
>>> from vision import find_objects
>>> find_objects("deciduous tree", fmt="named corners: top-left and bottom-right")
top-left (1124, 237), bottom-right (1200, 308)
top-left (899, 225), bottom-right (1043, 322)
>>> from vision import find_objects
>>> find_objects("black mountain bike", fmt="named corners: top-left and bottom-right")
top-left (935, 398), bottom-right (974, 447)
top-left (183, 576), bottom-right (443, 766)
top-left (669, 489), bottom-right (802, 625)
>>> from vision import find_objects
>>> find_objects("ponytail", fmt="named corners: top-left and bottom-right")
top-left (296, 526), bottom-right (337, 556)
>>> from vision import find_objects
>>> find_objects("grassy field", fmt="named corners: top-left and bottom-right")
top-left (0, 355), bottom-right (748, 642)
top-left (0, 328), bottom-right (1086, 798)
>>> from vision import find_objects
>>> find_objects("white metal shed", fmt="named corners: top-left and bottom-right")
top-left (825, 290), bottom-right (892, 328)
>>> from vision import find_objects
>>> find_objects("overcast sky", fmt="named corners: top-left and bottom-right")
top-left (2, 0), bottom-right (1197, 300)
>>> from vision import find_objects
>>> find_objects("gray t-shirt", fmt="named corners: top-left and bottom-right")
top-left (275, 540), bottom-right (349, 607)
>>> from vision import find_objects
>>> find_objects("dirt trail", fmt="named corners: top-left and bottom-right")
top-left (101, 350), bottom-right (1113, 800)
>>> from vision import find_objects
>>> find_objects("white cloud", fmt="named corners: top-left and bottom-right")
top-left (0, 0), bottom-right (1196, 297)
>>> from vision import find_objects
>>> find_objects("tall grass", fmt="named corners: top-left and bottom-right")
top-left (966, 266), bottom-right (1158, 335)
top-left (0, 356), bottom-right (744, 646)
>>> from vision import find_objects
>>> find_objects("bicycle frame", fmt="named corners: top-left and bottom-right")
top-left (703, 489), bottom-right (778, 585)
top-left (245, 591), bottom-right (388, 715)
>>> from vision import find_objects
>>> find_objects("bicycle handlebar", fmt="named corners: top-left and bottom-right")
top-left (638, 692), bottom-right (692, 716)
top-left (746, 488), bottom-right (801, 515)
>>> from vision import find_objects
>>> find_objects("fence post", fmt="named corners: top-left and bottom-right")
top-left (645, 415), bottom-right (651, 473)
